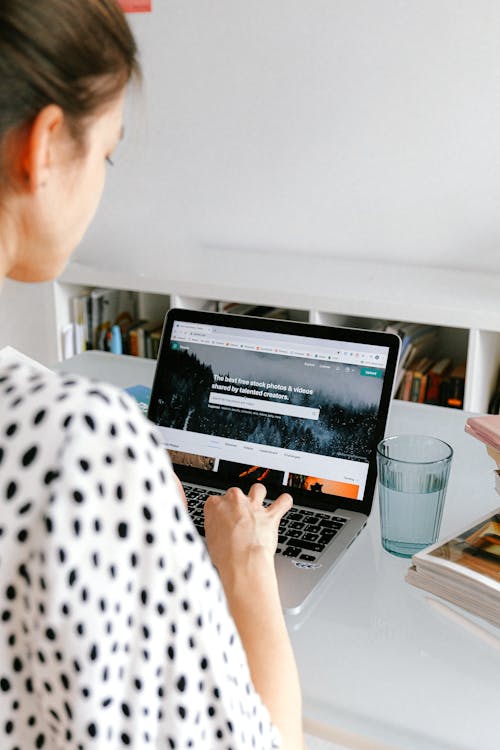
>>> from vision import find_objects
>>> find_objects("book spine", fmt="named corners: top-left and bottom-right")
top-left (150, 332), bottom-right (162, 359)
top-left (399, 369), bottom-right (414, 401)
top-left (425, 372), bottom-right (442, 405)
top-left (137, 328), bottom-right (146, 358)
top-left (72, 296), bottom-right (87, 354)
top-left (129, 329), bottom-right (140, 357)
top-left (446, 377), bottom-right (465, 409)
top-left (417, 373), bottom-right (429, 403)
top-left (91, 293), bottom-right (103, 349)
top-left (86, 296), bottom-right (93, 350)
top-left (145, 333), bottom-right (153, 359)
top-left (409, 373), bottom-right (422, 402)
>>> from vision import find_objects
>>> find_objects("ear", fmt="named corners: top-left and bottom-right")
top-left (21, 104), bottom-right (65, 191)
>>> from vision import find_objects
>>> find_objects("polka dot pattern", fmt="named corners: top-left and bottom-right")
top-left (0, 354), bottom-right (280, 749)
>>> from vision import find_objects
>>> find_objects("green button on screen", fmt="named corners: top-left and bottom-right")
top-left (360, 367), bottom-right (383, 378)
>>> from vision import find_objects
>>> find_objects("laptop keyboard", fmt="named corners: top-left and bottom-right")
top-left (184, 484), bottom-right (348, 562)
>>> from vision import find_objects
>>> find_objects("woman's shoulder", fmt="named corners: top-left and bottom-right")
top-left (0, 352), bottom-right (170, 488)
top-left (0, 352), bottom-right (148, 431)
top-left (0, 351), bottom-right (181, 552)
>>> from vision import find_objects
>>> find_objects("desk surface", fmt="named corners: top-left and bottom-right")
top-left (58, 352), bottom-right (500, 750)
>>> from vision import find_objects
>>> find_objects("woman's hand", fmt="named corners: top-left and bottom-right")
top-left (204, 483), bottom-right (304, 750)
top-left (204, 483), bottom-right (292, 583)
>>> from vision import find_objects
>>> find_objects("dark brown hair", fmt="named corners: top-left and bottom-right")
top-left (0, 0), bottom-right (140, 153)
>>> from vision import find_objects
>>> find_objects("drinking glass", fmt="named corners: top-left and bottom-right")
top-left (376, 434), bottom-right (453, 558)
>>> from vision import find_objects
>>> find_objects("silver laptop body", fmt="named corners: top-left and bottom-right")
top-left (148, 309), bottom-right (400, 615)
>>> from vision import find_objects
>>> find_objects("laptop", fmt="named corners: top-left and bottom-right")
top-left (148, 308), bottom-right (400, 614)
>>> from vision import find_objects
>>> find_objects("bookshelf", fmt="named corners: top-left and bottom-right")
top-left (5, 255), bottom-right (500, 414)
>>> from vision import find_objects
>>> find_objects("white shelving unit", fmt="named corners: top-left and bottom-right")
top-left (4, 255), bottom-right (499, 414)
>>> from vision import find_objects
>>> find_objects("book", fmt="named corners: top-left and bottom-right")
top-left (394, 365), bottom-right (407, 394)
top-left (90, 288), bottom-right (118, 349)
top-left (397, 368), bottom-right (414, 401)
top-left (263, 307), bottom-right (289, 320)
top-left (219, 301), bottom-right (260, 316)
top-left (85, 288), bottom-right (138, 350)
top-left (131, 319), bottom-right (164, 358)
top-left (408, 356), bottom-right (434, 403)
top-left (126, 320), bottom-right (147, 357)
top-left (218, 302), bottom-right (289, 320)
top-left (384, 321), bottom-right (438, 358)
top-left (465, 414), bottom-right (500, 479)
top-left (424, 357), bottom-right (452, 405)
top-left (71, 290), bottom-right (92, 353)
top-left (61, 323), bottom-right (75, 360)
top-left (465, 414), bottom-right (500, 452)
top-left (396, 356), bottom-right (434, 402)
top-left (443, 362), bottom-right (466, 409)
top-left (384, 322), bottom-right (438, 387)
top-left (406, 507), bottom-right (500, 628)
top-left (149, 327), bottom-right (163, 359)
top-left (144, 321), bottom-right (163, 359)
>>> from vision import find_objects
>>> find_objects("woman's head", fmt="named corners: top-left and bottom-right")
top-left (0, 0), bottom-right (140, 281)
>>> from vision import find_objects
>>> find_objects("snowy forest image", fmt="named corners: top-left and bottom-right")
top-left (155, 342), bottom-right (386, 462)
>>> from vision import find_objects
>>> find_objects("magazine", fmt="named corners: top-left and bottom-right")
top-left (124, 384), bottom-right (151, 415)
top-left (406, 506), bottom-right (500, 628)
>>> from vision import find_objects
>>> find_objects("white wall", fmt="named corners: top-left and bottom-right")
top-left (5, 1), bottom-right (500, 362)
top-left (77, 0), bottom-right (500, 276)
top-left (0, 280), bottom-right (58, 366)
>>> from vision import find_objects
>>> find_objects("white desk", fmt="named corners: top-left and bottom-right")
top-left (58, 352), bottom-right (500, 750)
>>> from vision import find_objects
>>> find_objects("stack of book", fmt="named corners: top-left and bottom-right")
top-left (68, 293), bottom-right (293, 361)
top-left (465, 415), bottom-right (500, 495)
top-left (406, 415), bottom-right (500, 627)
top-left (70, 288), bottom-right (165, 359)
top-left (383, 321), bottom-right (465, 407)
top-left (397, 358), bottom-right (466, 408)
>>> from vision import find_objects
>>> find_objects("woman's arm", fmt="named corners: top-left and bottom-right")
top-left (204, 484), bottom-right (305, 750)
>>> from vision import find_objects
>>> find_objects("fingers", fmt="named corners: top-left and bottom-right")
top-left (266, 492), bottom-right (293, 522)
top-left (247, 484), bottom-right (294, 524)
top-left (247, 482), bottom-right (267, 506)
top-left (204, 490), bottom-right (225, 513)
top-left (204, 486), bottom-right (242, 519)
top-left (205, 485), bottom-right (292, 523)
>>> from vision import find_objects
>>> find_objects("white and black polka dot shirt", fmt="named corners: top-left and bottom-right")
top-left (0, 354), bottom-right (281, 750)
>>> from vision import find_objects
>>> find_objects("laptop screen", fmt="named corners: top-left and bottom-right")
top-left (148, 311), bottom-right (399, 510)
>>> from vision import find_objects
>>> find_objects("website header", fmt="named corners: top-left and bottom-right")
top-left (172, 321), bottom-right (389, 367)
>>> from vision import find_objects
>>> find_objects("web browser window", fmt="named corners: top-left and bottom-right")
top-left (154, 321), bottom-right (391, 500)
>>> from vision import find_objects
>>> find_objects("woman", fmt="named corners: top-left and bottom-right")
top-left (0, 1), bottom-right (304, 748)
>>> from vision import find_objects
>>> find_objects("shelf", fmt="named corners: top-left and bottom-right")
top-left (60, 256), bottom-right (500, 330)
top-left (53, 262), bottom-right (500, 413)
top-left (3, 256), bottom-right (500, 414)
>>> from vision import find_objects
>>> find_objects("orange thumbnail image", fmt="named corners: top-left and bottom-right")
top-left (287, 474), bottom-right (359, 499)
top-left (167, 450), bottom-right (215, 472)
top-left (217, 460), bottom-right (285, 486)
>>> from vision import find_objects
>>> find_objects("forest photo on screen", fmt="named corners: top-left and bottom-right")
top-left (155, 343), bottom-right (385, 462)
